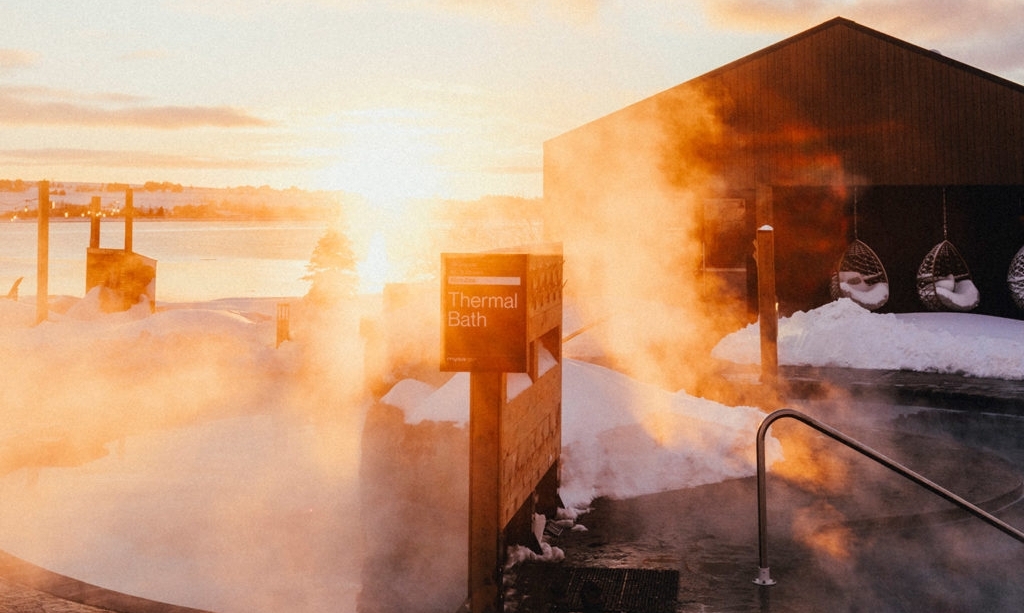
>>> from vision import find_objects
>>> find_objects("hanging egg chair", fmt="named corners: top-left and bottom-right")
top-left (830, 239), bottom-right (890, 309)
top-left (830, 190), bottom-right (889, 310)
top-left (1008, 244), bottom-right (1024, 311)
top-left (916, 190), bottom-right (980, 312)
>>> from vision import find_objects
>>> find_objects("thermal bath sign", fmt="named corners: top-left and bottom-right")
top-left (441, 253), bottom-right (528, 372)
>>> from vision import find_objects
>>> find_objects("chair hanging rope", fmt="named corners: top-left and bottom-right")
top-left (830, 189), bottom-right (889, 310)
top-left (916, 190), bottom-right (979, 311)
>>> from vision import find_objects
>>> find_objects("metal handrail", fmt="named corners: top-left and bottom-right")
top-left (754, 408), bottom-right (1024, 586)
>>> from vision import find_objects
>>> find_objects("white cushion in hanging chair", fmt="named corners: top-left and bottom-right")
top-left (917, 240), bottom-right (979, 312)
top-left (835, 270), bottom-right (889, 310)
top-left (830, 239), bottom-right (889, 310)
top-left (932, 275), bottom-right (980, 311)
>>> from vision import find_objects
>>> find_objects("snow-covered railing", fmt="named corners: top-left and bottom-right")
top-left (753, 408), bottom-right (1024, 587)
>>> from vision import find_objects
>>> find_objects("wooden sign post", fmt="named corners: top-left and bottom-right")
top-left (442, 247), bottom-right (563, 613)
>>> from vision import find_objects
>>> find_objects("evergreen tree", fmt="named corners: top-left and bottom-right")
top-left (304, 226), bottom-right (357, 305)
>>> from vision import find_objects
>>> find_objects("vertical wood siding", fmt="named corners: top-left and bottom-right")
top-left (668, 19), bottom-right (1024, 187)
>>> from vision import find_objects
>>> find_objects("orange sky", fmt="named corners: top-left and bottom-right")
top-left (1, 1), bottom-right (1021, 203)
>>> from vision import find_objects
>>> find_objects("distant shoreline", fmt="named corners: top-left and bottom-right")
top-left (4, 217), bottom-right (330, 224)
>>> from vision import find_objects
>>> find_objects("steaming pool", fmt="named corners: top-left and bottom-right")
top-left (780, 400), bottom-right (1024, 612)
top-left (0, 395), bottom-right (1022, 612)
top-left (550, 398), bottom-right (1024, 613)
top-left (0, 411), bottom-right (364, 613)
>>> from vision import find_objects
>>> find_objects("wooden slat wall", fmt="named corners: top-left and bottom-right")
top-left (794, 23), bottom-right (1011, 184)
top-left (673, 20), bottom-right (1024, 187)
top-left (545, 18), bottom-right (1024, 193)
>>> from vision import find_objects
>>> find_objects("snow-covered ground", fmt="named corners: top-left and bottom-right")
top-left (0, 293), bottom-right (1019, 611)
top-left (713, 298), bottom-right (1024, 380)
top-left (387, 358), bottom-right (775, 511)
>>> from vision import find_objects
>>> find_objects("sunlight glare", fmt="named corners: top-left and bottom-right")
top-left (357, 231), bottom-right (392, 295)
top-left (319, 109), bottom-right (446, 210)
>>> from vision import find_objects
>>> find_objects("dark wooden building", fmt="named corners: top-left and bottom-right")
top-left (544, 17), bottom-right (1024, 324)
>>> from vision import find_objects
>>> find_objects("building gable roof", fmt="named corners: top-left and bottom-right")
top-left (547, 16), bottom-right (1024, 187)
top-left (696, 17), bottom-right (1024, 95)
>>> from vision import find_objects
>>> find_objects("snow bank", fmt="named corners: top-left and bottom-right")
top-left (712, 298), bottom-right (1024, 379)
top-left (392, 358), bottom-right (779, 510)
top-left (559, 360), bottom-right (777, 508)
top-left (380, 378), bottom-right (437, 412)
top-left (0, 291), bottom-right (281, 445)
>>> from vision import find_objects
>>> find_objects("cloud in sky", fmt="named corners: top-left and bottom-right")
top-left (703, 0), bottom-right (1016, 37)
top-left (0, 86), bottom-right (271, 129)
top-left (0, 48), bottom-right (37, 72)
top-left (0, 147), bottom-right (294, 171)
top-left (254, 0), bottom-right (603, 23)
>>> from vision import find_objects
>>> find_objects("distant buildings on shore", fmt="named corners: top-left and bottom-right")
top-left (0, 181), bottom-right (344, 221)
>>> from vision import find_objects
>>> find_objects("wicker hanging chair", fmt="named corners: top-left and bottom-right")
top-left (830, 239), bottom-right (890, 309)
top-left (830, 191), bottom-right (889, 310)
top-left (916, 190), bottom-right (979, 312)
top-left (1008, 244), bottom-right (1024, 311)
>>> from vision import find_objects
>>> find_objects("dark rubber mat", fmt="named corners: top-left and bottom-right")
top-left (509, 564), bottom-right (678, 612)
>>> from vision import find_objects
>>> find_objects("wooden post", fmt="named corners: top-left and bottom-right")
top-left (756, 226), bottom-right (778, 388)
top-left (124, 188), bottom-right (134, 253)
top-left (468, 371), bottom-right (503, 613)
top-left (89, 196), bottom-right (101, 249)
top-left (276, 302), bottom-right (290, 347)
top-left (755, 183), bottom-right (774, 227)
top-left (36, 181), bottom-right (49, 324)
